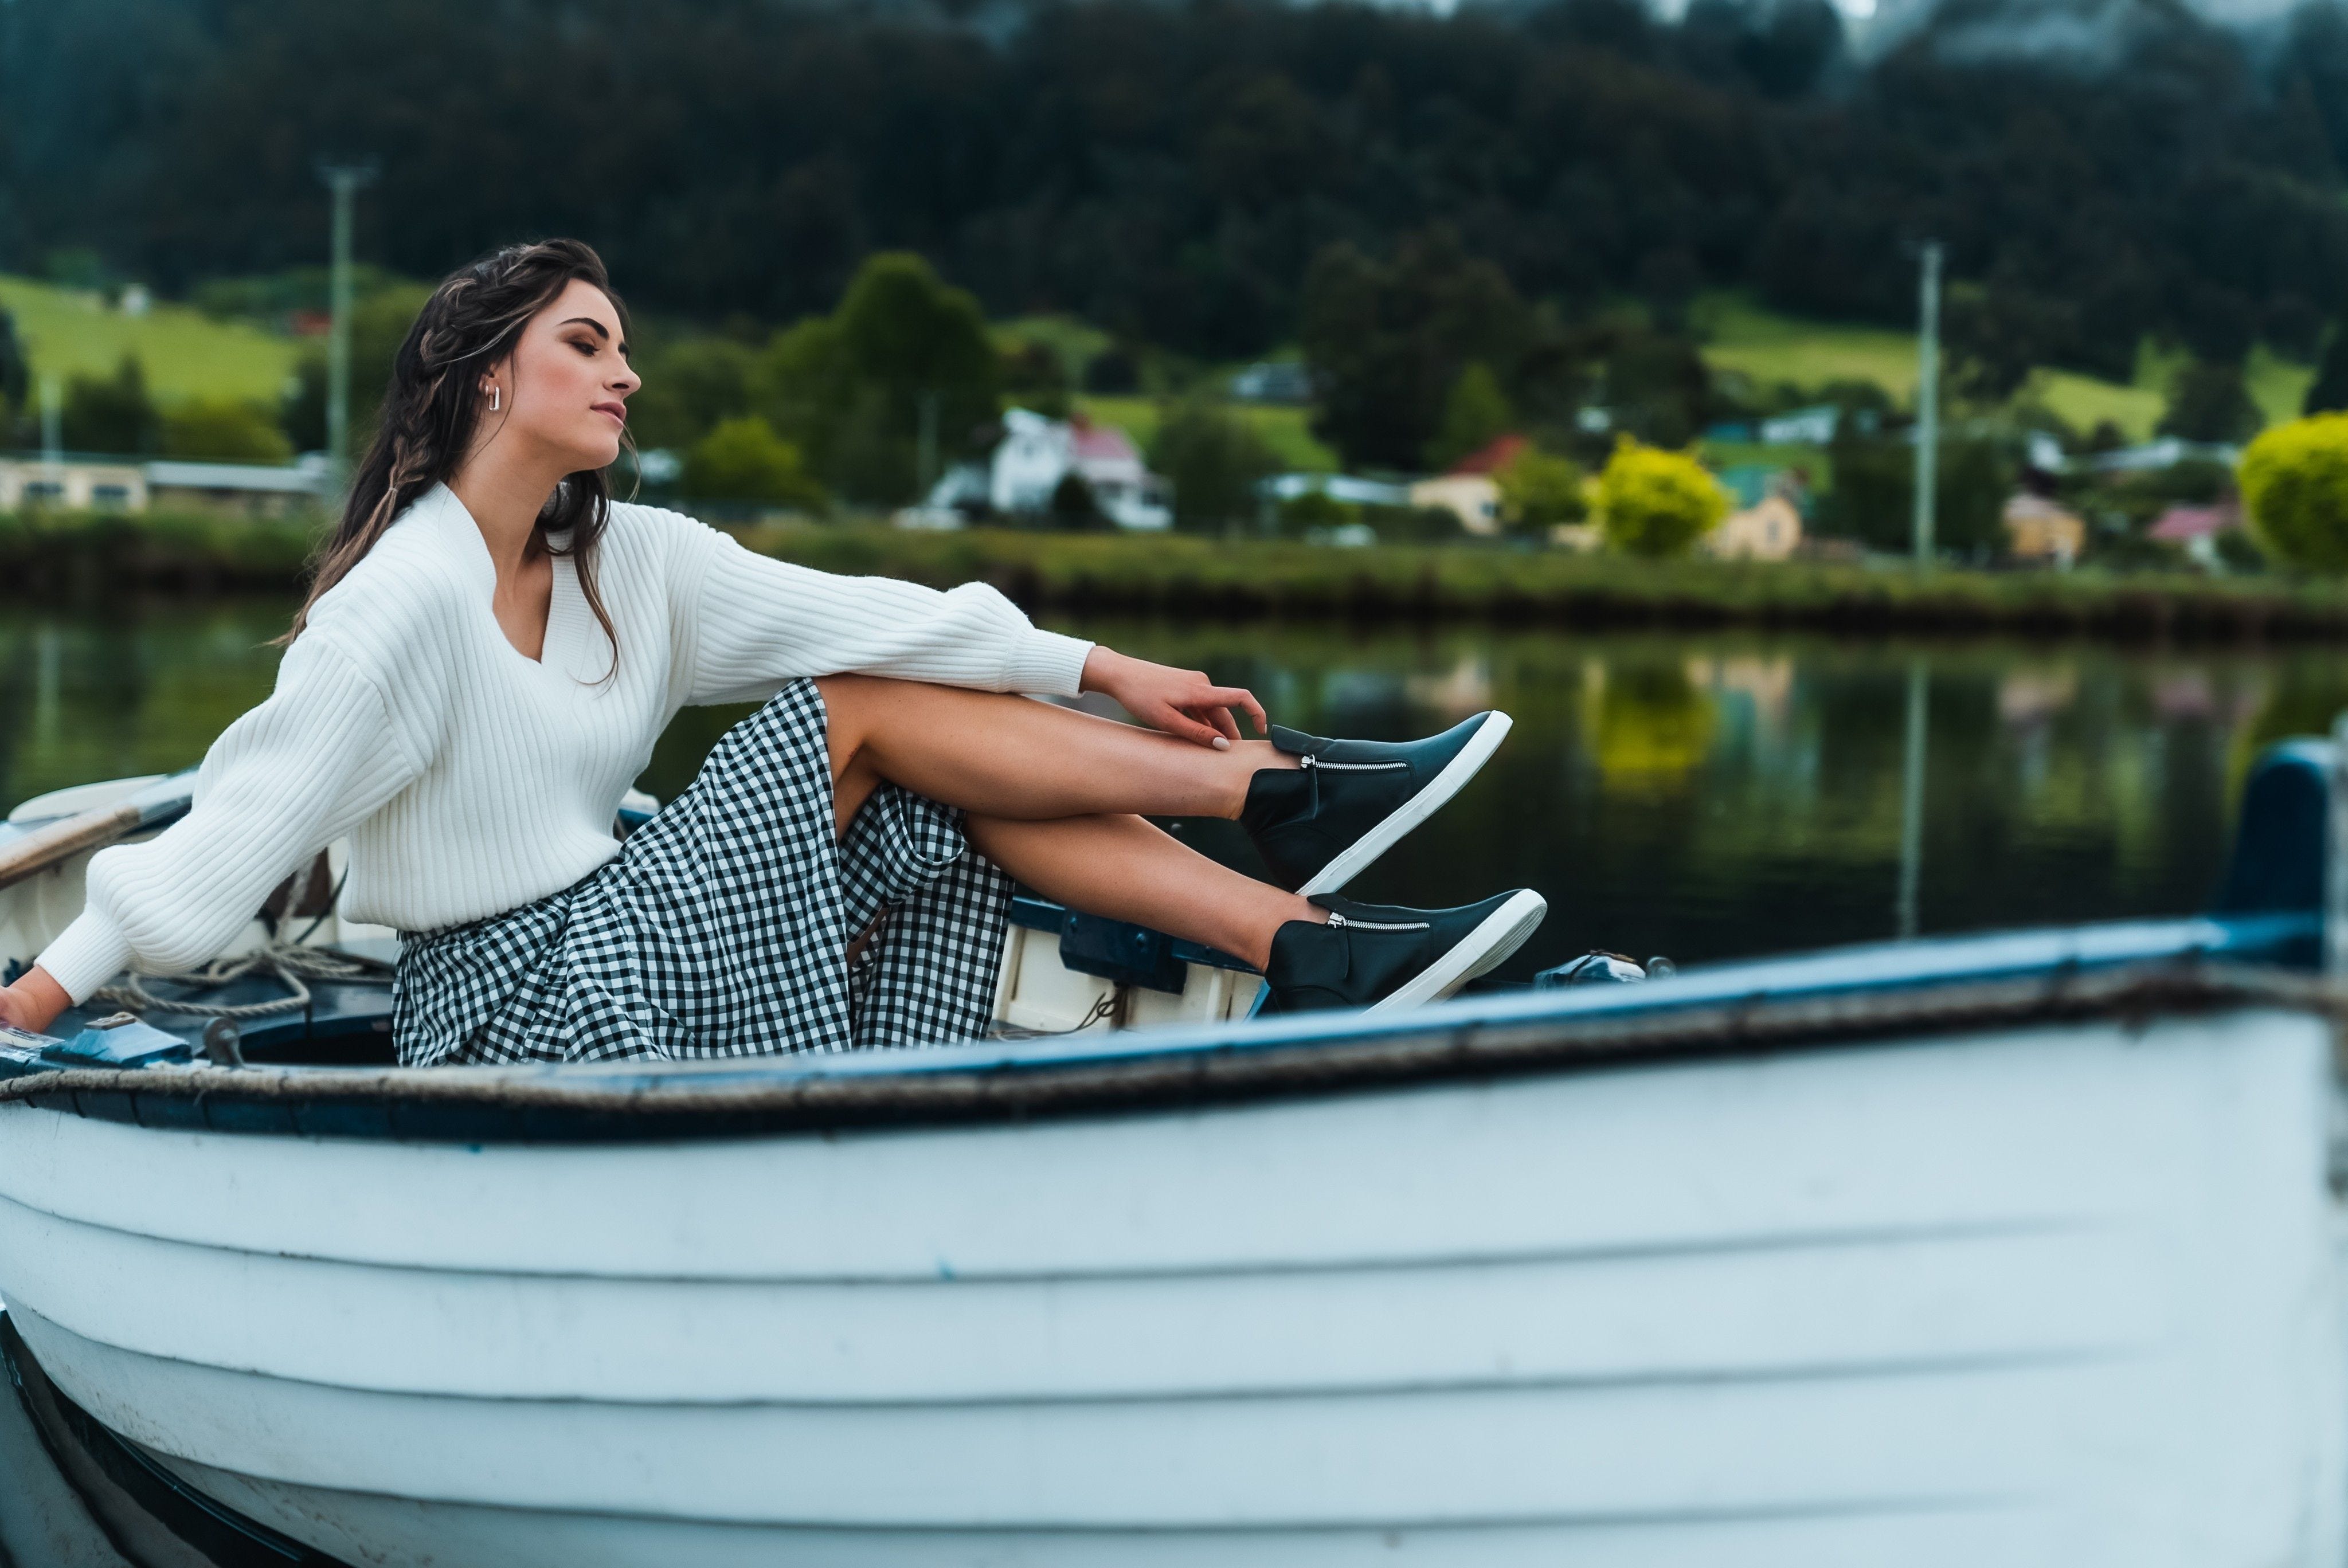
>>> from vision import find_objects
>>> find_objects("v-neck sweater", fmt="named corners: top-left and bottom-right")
top-left (36, 485), bottom-right (1094, 1003)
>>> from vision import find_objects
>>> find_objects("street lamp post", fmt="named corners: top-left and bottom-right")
top-left (316, 162), bottom-right (379, 495)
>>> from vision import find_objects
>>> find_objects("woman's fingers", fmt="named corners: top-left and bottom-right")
top-left (1206, 684), bottom-right (1267, 735)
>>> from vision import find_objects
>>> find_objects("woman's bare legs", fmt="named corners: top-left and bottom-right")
top-left (820, 676), bottom-right (1290, 828)
top-left (817, 675), bottom-right (1321, 969)
top-left (967, 814), bottom-right (1307, 969)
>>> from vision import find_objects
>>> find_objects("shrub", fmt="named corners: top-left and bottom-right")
top-left (2239, 413), bottom-right (2348, 572)
top-left (163, 397), bottom-right (294, 461)
top-left (1150, 399), bottom-right (1279, 530)
top-left (1277, 489), bottom-right (1353, 535)
top-left (684, 417), bottom-right (827, 509)
top-left (1594, 437), bottom-right (1727, 558)
top-left (1496, 448), bottom-right (1587, 534)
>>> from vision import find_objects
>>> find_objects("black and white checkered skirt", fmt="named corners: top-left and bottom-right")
top-left (392, 680), bottom-right (1011, 1067)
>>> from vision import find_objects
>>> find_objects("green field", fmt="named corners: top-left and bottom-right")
top-left (0, 274), bottom-right (302, 406)
top-left (1692, 295), bottom-right (1920, 402)
top-left (1077, 394), bottom-right (1337, 472)
top-left (1697, 292), bottom-right (2316, 444)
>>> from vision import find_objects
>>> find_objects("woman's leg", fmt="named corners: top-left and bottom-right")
top-left (967, 813), bottom-right (1309, 970)
top-left (819, 675), bottom-right (1290, 836)
top-left (817, 675), bottom-right (1320, 969)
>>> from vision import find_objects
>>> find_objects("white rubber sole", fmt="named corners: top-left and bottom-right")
top-left (1297, 711), bottom-right (1514, 896)
top-left (1368, 888), bottom-right (1549, 1013)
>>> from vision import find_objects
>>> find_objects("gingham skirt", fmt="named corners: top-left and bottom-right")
top-left (392, 680), bottom-right (1011, 1067)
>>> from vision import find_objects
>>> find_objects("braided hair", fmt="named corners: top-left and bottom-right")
top-left (281, 238), bottom-right (629, 663)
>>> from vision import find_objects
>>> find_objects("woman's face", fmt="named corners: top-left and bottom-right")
top-left (481, 279), bottom-right (640, 472)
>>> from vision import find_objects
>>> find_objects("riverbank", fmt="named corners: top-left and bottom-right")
top-left (740, 525), bottom-right (2348, 641)
top-left (12, 509), bottom-right (2348, 640)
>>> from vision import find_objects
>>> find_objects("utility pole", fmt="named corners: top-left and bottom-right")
top-left (38, 374), bottom-right (60, 466)
top-left (317, 162), bottom-right (379, 493)
top-left (1912, 240), bottom-right (1943, 568)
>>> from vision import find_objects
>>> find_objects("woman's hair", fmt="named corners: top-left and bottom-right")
top-left (281, 237), bottom-right (631, 658)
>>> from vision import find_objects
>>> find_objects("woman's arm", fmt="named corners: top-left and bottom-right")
top-left (0, 968), bottom-right (70, 1036)
top-left (674, 514), bottom-right (1266, 747)
top-left (7, 636), bottom-right (424, 1033)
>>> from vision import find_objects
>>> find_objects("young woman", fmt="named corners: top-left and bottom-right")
top-left (0, 240), bottom-right (1543, 1060)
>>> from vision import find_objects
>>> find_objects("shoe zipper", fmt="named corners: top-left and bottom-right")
top-left (1300, 755), bottom-right (1409, 773)
top-left (1325, 910), bottom-right (1430, 932)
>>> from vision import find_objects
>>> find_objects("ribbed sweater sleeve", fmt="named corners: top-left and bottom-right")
top-left (36, 634), bottom-right (424, 1004)
top-left (680, 522), bottom-right (1093, 704)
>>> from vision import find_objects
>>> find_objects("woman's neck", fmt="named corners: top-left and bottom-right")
top-left (448, 452), bottom-right (566, 576)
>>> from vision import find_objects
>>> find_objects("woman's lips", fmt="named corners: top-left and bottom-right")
top-left (592, 402), bottom-right (626, 425)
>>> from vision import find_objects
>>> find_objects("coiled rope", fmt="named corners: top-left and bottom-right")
top-left (89, 943), bottom-right (393, 1021)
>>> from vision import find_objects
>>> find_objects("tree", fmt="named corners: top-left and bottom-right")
top-left (2159, 360), bottom-right (2263, 444)
top-left (683, 417), bottom-right (827, 509)
top-left (1496, 448), bottom-right (1588, 534)
top-left (62, 356), bottom-right (159, 454)
top-left (0, 309), bottom-right (28, 414)
top-left (756, 253), bottom-right (1000, 504)
top-left (1816, 433), bottom-right (2012, 555)
top-left (626, 335), bottom-right (760, 452)
top-left (1048, 472), bottom-right (1110, 530)
top-left (163, 397), bottom-right (294, 461)
top-left (349, 283), bottom-right (434, 441)
top-left (1425, 363), bottom-right (1516, 471)
top-left (1594, 438), bottom-right (1726, 557)
top-left (2239, 414), bottom-right (2348, 572)
top-left (1150, 399), bottom-right (1279, 530)
top-left (1301, 232), bottom-right (1528, 470)
top-left (2304, 323), bottom-right (2348, 416)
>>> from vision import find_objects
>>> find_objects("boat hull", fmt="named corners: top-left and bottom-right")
top-left (1, 1004), bottom-right (2339, 1565)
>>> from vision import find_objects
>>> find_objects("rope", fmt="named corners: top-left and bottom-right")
top-left (89, 942), bottom-right (393, 1021)
top-left (987, 992), bottom-right (1117, 1040)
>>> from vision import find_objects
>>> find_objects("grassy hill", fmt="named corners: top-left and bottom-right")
top-left (0, 275), bottom-right (301, 406)
top-left (1693, 293), bottom-right (2315, 445)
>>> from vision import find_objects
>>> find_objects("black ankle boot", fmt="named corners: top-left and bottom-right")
top-left (1239, 711), bottom-right (1512, 895)
top-left (1262, 889), bottom-right (1548, 1014)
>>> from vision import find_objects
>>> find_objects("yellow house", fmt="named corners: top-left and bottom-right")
top-left (2003, 492), bottom-right (2086, 567)
top-left (1407, 473), bottom-right (1501, 535)
top-left (1704, 492), bottom-right (1803, 561)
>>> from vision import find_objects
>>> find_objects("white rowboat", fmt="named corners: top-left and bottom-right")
top-left (0, 737), bottom-right (2337, 1566)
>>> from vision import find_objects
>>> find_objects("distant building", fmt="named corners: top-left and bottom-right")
top-left (0, 452), bottom-right (330, 516)
top-left (146, 455), bottom-right (332, 518)
top-left (2149, 503), bottom-right (2244, 569)
top-left (0, 454), bottom-right (147, 512)
top-left (1705, 492), bottom-right (1804, 562)
top-left (912, 409), bottom-right (1172, 530)
top-left (1406, 435), bottom-right (1524, 535)
top-left (2003, 492), bottom-right (2087, 567)
top-left (2087, 438), bottom-right (2241, 474)
top-left (1759, 405), bottom-right (1842, 445)
top-left (1229, 362), bottom-right (1312, 405)
top-left (1258, 472), bottom-right (1413, 509)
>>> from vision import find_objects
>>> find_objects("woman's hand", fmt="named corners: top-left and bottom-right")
top-left (0, 969), bottom-right (70, 1038)
top-left (1081, 648), bottom-right (1267, 748)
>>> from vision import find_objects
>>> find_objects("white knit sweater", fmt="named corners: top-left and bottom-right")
top-left (37, 484), bottom-right (1094, 1003)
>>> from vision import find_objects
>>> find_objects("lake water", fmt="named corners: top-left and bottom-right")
top-left (4, 602), bottom-right (2339, 981)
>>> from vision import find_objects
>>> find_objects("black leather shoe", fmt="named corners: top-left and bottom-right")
top-left (1262, 889), bottom-right (1548, 1014)
top-left (1239, 711), bottom-right (1512, 894)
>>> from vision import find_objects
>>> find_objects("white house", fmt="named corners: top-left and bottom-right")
top-left (912, 409), bottom-right (1172, 530)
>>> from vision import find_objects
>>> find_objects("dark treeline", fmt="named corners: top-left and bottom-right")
top-left (4, 0), bottom-right (2347, 379)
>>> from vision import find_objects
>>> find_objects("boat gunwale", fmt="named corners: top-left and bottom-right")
top-left (0, 955), bottom-right (2335, 1146)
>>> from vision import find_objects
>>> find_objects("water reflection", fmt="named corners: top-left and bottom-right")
top-left (2, 602), bottom-right (2339, 980)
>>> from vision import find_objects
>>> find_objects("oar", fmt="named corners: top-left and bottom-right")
top-left (0, 774), bottom-right (197, 893)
